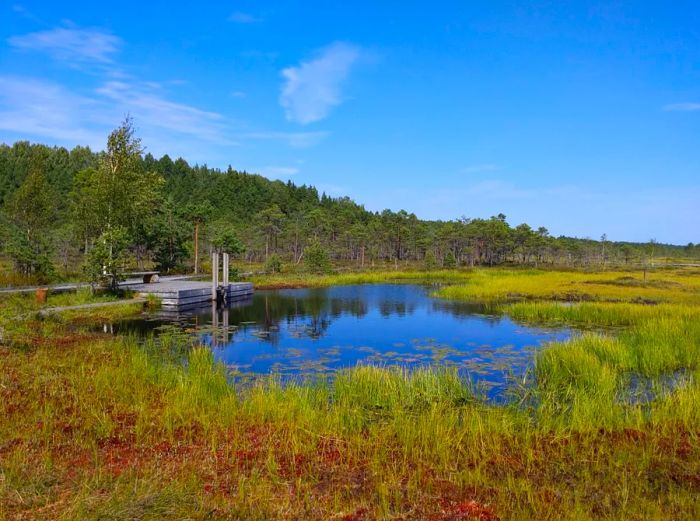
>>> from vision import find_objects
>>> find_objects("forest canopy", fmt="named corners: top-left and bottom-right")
top-left (0, 120), bottom-right (697, 282)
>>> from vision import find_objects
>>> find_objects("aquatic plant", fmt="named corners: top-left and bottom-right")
top-left (3, 268), bottom-right (700, 519)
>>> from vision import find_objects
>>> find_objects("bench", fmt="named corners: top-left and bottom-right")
top-left (124, 271), bottom-right (161, 283)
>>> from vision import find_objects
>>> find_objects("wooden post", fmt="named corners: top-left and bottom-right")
top-left (211, 299), bottom-right (218, 346)
top-left (222, 252), bottom-right (229, 305)
top-left (194, 222), bottom-right (199, 274)
top-left (223, 252), bottom-right (230, 286)
top-left (212, 252), bottom-right (219, 301)
top-left (222, 304), bottom-right (229, 343)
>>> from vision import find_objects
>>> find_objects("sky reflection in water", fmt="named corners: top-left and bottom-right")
top-left (119, 284), bottom-right (571, 399)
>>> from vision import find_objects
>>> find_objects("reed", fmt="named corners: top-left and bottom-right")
top-left (434, 267), bottom-right (700, 304)
top-left (251, 269), bottom-right (474, 289)
top-left (3, 267), bottom-right (700, 519)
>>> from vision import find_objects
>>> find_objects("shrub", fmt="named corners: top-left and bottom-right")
top-left (264, 254), bottom-right (283, 274)
top-left (443, 250), bottom-right (457, 269)
top-left (424, 251), bottom-right (437, 271)
top-left (304, 239), bottom-right (331, 274)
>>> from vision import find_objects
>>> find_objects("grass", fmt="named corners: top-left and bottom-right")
top-left (251, 268), bottom-right (473, 289)
top-left (0, 290), bottom-right (145, 350)
top-left (2, 267), bottom-right (700, 519)
top-left (434, 268), bottom-right (700, 304)
top-left (2, 335), bottom-right (700, 519)
top-left (250, 265), bottom-right (700, 305)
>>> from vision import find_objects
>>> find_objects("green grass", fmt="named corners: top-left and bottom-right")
top-left (433, 268), bottom-right (700, 304)
top-left (3, 267), bottom-right (700, 518)
top-left (251, 268), bottom-right (474, 289)
top-left (3, 334), bottom-right (700, 519)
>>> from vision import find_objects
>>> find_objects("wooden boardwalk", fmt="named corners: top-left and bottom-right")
top-left (0, 275), bottom-right (198, 295)
top-left (130, 280), bottom-right (254, 309)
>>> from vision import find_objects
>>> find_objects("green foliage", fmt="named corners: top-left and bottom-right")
top-left (255, 204), bottom-right (285, 258)
top-left (304, 238), bottom-right (331, 273)
top-left (211, 223), bottom-right (245, 255)
top-left (2, 224), bottom-right (54, 281)
top-left (2, 126), bottom-right (699, 283)
top-left (443, 250), bottom-right (456, 268)
top-left (142, 199), bottom-right (190, 272)
top-left (83, 227), bottom-right (131, 291)
top-left (183, 201), bottom-right (214, 224)
top-left (1, 164), bottom-right (57, 279)
top-left (264, 253), bottom-right (283, 274)
top-left (424, 250), bottom-right (437, 270)
top-left (70, 117), bottom-right (164, 276)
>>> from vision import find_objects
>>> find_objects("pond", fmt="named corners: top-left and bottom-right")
top-left (112, 284), bottom-right (571, 400)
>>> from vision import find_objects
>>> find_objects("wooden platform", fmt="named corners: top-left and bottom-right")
top-left (130, 280), bottom-right (254, 309)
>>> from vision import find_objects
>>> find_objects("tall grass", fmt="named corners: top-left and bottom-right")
top-left (251, 269), bottom-right (475, 289)
top-left (3, 268), bottom-right (700, 518)
top-left (434, 268), bottom-right (700, 304)
top-left (3, 326), bottom-right (700, 518)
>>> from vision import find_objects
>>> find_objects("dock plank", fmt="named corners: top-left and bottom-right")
top-left (133, 280), bottom-right (253, 309)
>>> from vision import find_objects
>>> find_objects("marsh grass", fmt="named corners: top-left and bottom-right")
top-left (434, 268), bottom-right (700, 304)
top-left (3, 268), bottom-right (700, 519)
top-left (3, 328), bottom-right (700, 518)
top-left (253, 266), bottom-right (700, 304)
top-left (251, 269), bottom-right (474, 289)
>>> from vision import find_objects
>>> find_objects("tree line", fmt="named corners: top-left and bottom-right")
top-left (0, 119), bottom-right (697, 282)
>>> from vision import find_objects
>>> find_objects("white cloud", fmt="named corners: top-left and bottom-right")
top-left (0, 76), bottom-right (105, 148)
top-left (280, 42), bottom-right (361, 124)
top-left (460, 164), bottom-right (499, 174)
top-left (0, 74), bottom-right (329, 165)
top-left (96, 81), bottom-right (233, 145)
top-left (230, 90), bottom-right (246, 98)
top-left (1, 25), bottom-right (331, 164)
top-left (228, 11), bottom-right (260, 23)
top-left (242, 131), bottom-right (329, 148)
top-left (257, 166), bottom-right (299, 179)
top-left (663, 102), bottom-right (700, 112)
top-left (8, 25), bottom-right (121, 64)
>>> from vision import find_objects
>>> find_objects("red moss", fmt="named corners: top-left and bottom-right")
top-left (432, 499), bottom-right (500, 521)
top-left (339, 507), bottom-right (372, 520)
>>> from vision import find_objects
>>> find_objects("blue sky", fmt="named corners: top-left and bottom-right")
top-left (1, 1), bottom-right (699, 244)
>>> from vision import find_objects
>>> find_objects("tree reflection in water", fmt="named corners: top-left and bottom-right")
top-left (111, 285), bottom-right (571, 399)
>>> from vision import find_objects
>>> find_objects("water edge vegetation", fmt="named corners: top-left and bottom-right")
top-left (1, 267), bottom-right (700, 519)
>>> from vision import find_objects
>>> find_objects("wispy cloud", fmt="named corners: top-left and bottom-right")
top-left (228, 11), bottom-right (260, 23)
top-left (242, 131), bottom-right (330, 148)
top-left (280, 42), bottom-right (361, 124)
top-left (663, 102), bottom-right (700, 112)
top-left (2, 24), bottom-right (330, 164)
top-left (257, 166), bottom-right (299, 179)
top-left (0, 74), bottom-right (329, 163)
top-left (96, 81), bottom-right (233, 145)
top-left (0, 76), bottom-right (104, 148)
top-left (8, 24), bottom-right (121, 64)
top-left (460, 164), bottom-right (499, 174)
top-left (11, 4), bottom-right (46, 25)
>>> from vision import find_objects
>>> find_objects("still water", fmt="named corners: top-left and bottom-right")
top-left (115, 284), bottom-right (571, 399)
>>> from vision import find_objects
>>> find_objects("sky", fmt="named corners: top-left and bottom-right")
top-left (1, 1), bottom-right (699, 244)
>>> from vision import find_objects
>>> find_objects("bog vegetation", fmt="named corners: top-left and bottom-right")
top-left (2, 267), bottom-right (700, 519)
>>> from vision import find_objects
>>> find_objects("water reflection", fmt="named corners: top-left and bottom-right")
top-left (113, 284), bottom-right (571, 399)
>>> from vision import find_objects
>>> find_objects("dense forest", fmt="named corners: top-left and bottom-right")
top-left (0, 120), bottom-right (698, 282)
